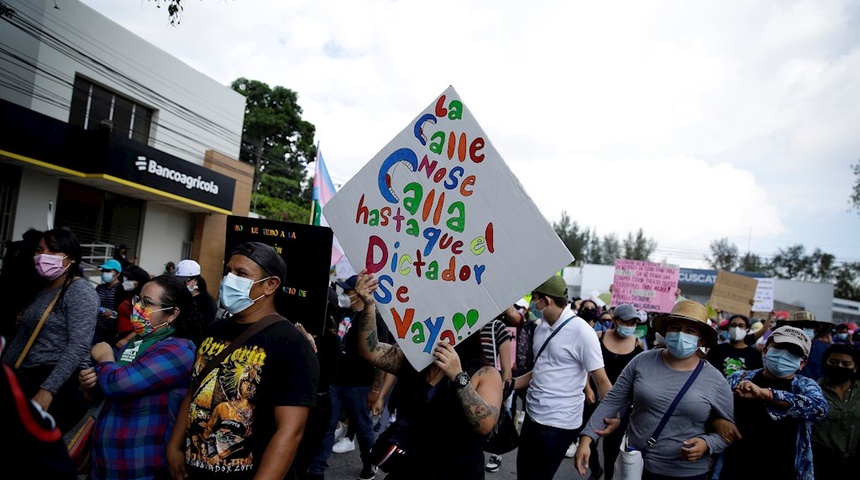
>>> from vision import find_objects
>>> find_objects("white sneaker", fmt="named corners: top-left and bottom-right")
top-left (334, 421), bottom-right (347, 442)
top-left (564, 441), bottom-right (577, 458)
top-left (332, 437), bottom-right (356, 454)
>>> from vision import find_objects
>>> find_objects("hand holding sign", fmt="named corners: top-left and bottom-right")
top-left (356, 269), bottom-right (379, 305)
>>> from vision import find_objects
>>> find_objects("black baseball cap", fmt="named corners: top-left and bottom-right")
top-left (336, 275), bottom-right (358, 291)
top-left (229, 242), bottom-right (286, 285)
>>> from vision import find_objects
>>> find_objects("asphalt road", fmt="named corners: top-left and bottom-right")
top-left (323, 438), bottom-right (597, 480)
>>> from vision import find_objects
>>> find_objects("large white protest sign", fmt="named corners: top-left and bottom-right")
top-left (752, 278), bottom-right (775, 313)
top-left (324, 86), bottom-right (573, 370)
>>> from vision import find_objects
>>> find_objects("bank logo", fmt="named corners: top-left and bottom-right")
top-left (136, 155), bottom-right (220, 195)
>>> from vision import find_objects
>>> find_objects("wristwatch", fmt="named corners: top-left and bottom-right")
top-left (453, 371), bottom-right (470, 389)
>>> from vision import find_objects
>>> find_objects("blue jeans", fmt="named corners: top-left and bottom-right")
top-left (516, 414), bottom-right (580, 480)
top-left (308, 383), bottom-right (377, 474)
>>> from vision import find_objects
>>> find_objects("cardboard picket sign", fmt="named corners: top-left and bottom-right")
top-left (224, 216), bottom-right (333, 337)
top-left (709, 270), bottom-right (758, 315)
top-left (752, 278), bottom-right (775, 313)
top-left (610, 259), bottom-right (680, 313)
top-left (324, 86), bottom-right (573, 370)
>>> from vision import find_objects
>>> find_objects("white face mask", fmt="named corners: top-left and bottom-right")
top-left (729, 326), bottom-right (748, 342)
top-left (122, 280), bottom-right (136, 291)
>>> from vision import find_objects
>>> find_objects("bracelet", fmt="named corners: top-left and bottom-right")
top-left (767, 388), bottom-right (774, 402)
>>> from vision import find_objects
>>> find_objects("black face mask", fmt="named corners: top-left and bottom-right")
top-left (822, 364), bottom-right (856, 383)
top-left (579, 309), bottom-right (598, 321)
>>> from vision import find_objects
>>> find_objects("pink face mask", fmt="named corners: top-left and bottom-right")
top-left (34, 253), bottom-right (69, 280)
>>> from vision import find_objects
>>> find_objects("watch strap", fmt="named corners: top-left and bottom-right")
top-left (454, 371), bottom-right (470, 388)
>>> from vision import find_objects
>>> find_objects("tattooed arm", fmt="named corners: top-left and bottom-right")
top-left (434, 341), bottom-right (503, 435)
top-left (355, 270), bottom-right (405, 374)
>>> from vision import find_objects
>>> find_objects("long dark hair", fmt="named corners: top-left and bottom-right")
top-left (41, 228), bottom-right (83, 303)
top-left (149, 275), bottom-right (205, 346)
top-left (455, 330), bottom-right (491, 369)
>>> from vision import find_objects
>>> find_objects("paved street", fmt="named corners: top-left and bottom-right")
top-left (322, 442), bottom-right (595, 480)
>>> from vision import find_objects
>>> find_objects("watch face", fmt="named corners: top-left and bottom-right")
top-left (456, 372), bottom-right (470, 388)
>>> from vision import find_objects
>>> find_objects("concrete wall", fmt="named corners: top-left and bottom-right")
top-left (4, 0), bottom-right (246, 163)
top-left (12, 169), bottom-right (59, 239)
top-left (138, 202), bottom-right (194, 276)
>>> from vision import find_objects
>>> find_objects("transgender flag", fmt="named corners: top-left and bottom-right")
top-left (312, 145), bottom-right (344, 266)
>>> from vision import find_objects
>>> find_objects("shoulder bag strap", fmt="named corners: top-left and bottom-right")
top-left (15, 287), bottom-right (64, 369)
top-left (645, 359), bottom-right (704, 450)
top-left (533, 316), bottom-right (575, 363)
top-left (193, 315), bottom-right (285, 389)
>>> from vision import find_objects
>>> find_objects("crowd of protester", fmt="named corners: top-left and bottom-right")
top-left (0, 226), bottom-right (858, 480)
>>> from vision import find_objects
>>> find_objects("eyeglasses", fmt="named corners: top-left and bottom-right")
top-left (132, 295), bottom-right (169, 309)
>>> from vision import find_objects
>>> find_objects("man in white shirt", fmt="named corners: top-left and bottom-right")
top-left (513, 275), bottom-right (612, 480)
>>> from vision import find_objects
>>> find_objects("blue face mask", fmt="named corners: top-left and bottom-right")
top-left (529, 300), bottom-right (543, 320)
top-left (802, 328), bottom-right (816, 340)
top-left (101, 272), bottom-right (115, 284)
top-left (665, 331), bottom-right (700, 359)
top-left (765, 347), bottom-right (802, 378)
top-left (834, 333), bottom-right (849, 342)
top-left (617, 325), bottom-right (637, 338)
top-left (219, 273), bottom-right (270, 314)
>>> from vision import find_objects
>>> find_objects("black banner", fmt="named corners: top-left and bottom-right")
top-left (1, 99), bottom-right (236, 212)
top-left (225, 216), bottom-right (334, 336)
top-left (106, 136), bottom-right (235, 211)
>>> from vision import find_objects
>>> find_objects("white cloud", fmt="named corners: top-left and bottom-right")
top-left (80, 0), bottom-right (860, 265)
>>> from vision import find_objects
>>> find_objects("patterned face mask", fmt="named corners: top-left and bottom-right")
top-left (130, 300), bottom-right (172, 336)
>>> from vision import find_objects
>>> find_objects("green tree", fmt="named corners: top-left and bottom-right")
top-left (767, 244), bottom-right (811, 279)
top-left (705, 238), bottom-right (739, 271)
top-left (739, 252), bottom-right (765, 272)
top-left (149, 0), bottom-right (184, 25)
top-left (851, 159), bottom-right (860, 214)
top-left (807, 248), bottom-right (837, 282)
top-left (601, 233), bottom-right (622, 265)
top-left (231, 77), bottom-right (316, 221)
top-left (835, 262), bottom-right (860, 301)
top-left (622, 228), bottom-right (656, 261)
top-left (586, 229), bottom-right (604, 265)
top-left (552, 211), bottom-right (591, 264)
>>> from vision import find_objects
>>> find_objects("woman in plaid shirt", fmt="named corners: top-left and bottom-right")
top-left (79, 275), bottom-right (203, 480)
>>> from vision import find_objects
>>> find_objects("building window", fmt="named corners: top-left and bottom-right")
top-left (69, 76), bottom-right (153, 143)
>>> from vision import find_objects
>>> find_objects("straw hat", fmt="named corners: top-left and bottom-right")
top-left (777, 310), bottom-right (833, 337)
top-left (651, 300), bottom-right (717, 348)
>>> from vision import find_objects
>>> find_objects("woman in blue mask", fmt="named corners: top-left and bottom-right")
top-left (582, 303), bottom-right (646, 480)
top-left (576, 300), bottom-right (736, 480)
top-left (716, 326), bottom-right (829, 480)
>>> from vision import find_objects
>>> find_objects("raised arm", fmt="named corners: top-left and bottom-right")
top-left (434, 341), bottom-right (502, 435)
top-left (355, 270), bottom-right (405, 374)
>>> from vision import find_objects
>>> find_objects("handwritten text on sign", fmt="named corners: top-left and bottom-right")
top-left (323, 86), bottom-right (572, 370)
top-left (611, 259), bottom-right (680, 313)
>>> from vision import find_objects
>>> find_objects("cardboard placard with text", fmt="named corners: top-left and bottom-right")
top-left (752, 278), bottom-right (775, 313)
top-left (323, 86), bottom-right (573, 370)
top-left (224, 216), bottom-right (333, 337)
top-left (709, 270), bottom-right (759, 315)
top-left (610, 259), bottom-right (680, 313)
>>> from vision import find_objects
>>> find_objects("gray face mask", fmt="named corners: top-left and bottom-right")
top-left (122, 280), bottom-right (136, 291)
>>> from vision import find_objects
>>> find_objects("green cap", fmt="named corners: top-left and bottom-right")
top-left (533, 275), bottom-right (567, 299)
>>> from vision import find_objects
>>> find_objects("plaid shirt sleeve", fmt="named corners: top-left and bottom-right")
top-left (96, 339), bottom-right (195, 398)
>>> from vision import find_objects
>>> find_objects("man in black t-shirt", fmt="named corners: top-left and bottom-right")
top-left (166, 242), bottom-right (319, 480)
top-left (707, 314), bottom-right (763, 377)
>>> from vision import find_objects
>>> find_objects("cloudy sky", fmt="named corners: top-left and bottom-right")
top-left (81, 0), bottom-right (860, 269)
